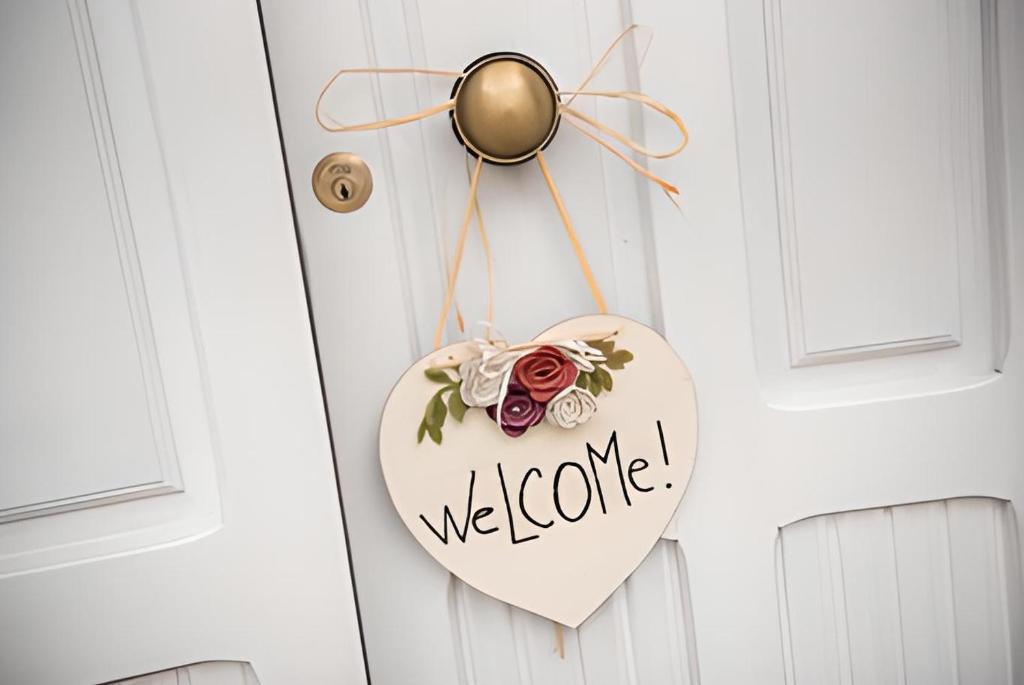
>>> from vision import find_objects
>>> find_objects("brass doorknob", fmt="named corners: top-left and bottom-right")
top-left (451, 53), bottom-right (560, 165)
top-left (312, 152), bottom-right (373, 212)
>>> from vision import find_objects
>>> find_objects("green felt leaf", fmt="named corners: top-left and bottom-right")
top-left (589, 340), bottom-right (616, 357)
top-left (448, 386), bottom-right (467, 422)
top-left (595, 366), bottom-right (613, 391)
top-left (588, 371), bottom-right (603, 397)
top-left (426, 391), bottom-right (448, 428)
top-left (424, 367), bottom-right (454, 384)
top-left (427, 423), bottom-right (443, 445)
top-left (606, 349), bottom-right (634, 370)
top-left (416, 419), bottom-right (427, 444)
top-left (575, 373), bottom-right (588, 389)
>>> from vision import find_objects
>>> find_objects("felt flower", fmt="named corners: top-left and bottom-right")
top-left (512, 346), bottom-right (579, 403)
top-left (458, 357), bottom-right (504, 407)
top-left (553, 340), bottom-right (606, 373)
top-left (417, 334), bottom-right (633, 445)
top-left (477, 345), bottom-right (525, 379)
top-left (486, 381), bottom-right (546, 437)
top-left (545, 386), bottom-right (598, 429)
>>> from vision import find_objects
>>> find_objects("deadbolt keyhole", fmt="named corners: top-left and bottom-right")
top-left (331, 177), bottom-right (355, 203)
top-left (313, 153), bottom-right (372, 213)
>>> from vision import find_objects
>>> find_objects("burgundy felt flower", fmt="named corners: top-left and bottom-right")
top-left (512, 345), bottom-right (579, 403)
top-left (486, 381), bottom-right (546, 437)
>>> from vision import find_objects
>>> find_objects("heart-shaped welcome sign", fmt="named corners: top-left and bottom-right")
top-left (379, 314), bottom-right (697, 627)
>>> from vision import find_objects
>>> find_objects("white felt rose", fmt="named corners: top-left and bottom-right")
top-left (554, 340), bottom-right (606, 373)
top-left (458, 357), bottom-right (505, 407)
top-left (545, 386), bottom-right (598, 429)
top-left (477, 345), bottom-right (524, 379)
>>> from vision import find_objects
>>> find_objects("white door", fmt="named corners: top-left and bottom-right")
top-left (265, 1), bottom-right (1024, 683)
top-left (0, 1), bottom-right (364, 683)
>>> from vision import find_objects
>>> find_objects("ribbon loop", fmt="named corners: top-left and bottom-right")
top-left (316, 67), bottom-right (461, 133)
top-left (568, 24), bottom-right (653, 106)
top-left (559, 92), bottom-right (689, 160)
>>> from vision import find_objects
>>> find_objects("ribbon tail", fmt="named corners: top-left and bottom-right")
top-left (465, 153), bottom-right (496, 341)
top-left (564, 117), bottom-right (679, 195)
top-left (434, 156), bottom-right (484, 350)
top-left (663, 187), bottom-right (684, 214)
top-left (536, 151), bottom-right (608, 315)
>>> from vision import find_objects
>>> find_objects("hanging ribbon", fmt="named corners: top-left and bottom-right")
top-left (316, 24), bottom-right (688, 352)
top-left (466, 154), bottom-right (495, 341)
top-left (535, 150), bottom-right (608, 315)
top-left (434, 156), bottom-right (484, 349)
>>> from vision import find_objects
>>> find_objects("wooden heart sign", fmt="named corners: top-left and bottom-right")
top-left (379, 314), bottom-right (697, 627)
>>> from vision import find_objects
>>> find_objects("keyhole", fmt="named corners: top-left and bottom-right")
top-left (331, 177), bottom-right (354, 202)
top-left (313, 153), bottom-right (372, 213)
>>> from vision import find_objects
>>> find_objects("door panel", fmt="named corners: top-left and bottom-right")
top-left (680, 0), bottom-right (1024, 680)
top-left (779, 498), bottom-right (1021, 684)
top-left (448, 540), bottom-right (699, 685)
top-left (736, 0), bottom-right (1006, 404)
top-left (0, 1), bottom-right (364, 682)
top-left (0, 0), bottom-right (220, 574)
top-left (763, 0), bottom-right (989, 364)
top-left (265, 0), bottom-right (1024, 682)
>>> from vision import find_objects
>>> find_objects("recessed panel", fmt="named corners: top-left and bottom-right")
top-left (737, 0), bottom-right (1004, 404)
top-left (448, 540), bottom-right (700, 684)
top-left (778, 498), bottom-right (1020, 684)
top-left (0, 1), bottom-right (176, 518)
top-left (0, 0), bottom-right (218, 573)
top-left (769, 0), bottom-right (968, 361)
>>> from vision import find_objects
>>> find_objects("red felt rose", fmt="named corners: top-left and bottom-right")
top-left (512, 346), bottom-right (578, 403)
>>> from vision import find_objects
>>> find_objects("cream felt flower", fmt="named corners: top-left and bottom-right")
top-left (477, 345), bottom-right (525, 379)
top-left (545, 386), bottom-right (598, 429)
top-left (458, 357), bottom-right (505, 407)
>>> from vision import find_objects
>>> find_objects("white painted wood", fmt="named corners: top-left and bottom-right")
top-left (444, 539), bottom-right (698, 685)
top-left (266, 0), bottom-right (1024, 683)
top-left (658, 0), bottom-right (1024, 680)
top-left (779, 498), bottom-right (1021, 684)
top-left (0, 0), bottom-right (364, 682)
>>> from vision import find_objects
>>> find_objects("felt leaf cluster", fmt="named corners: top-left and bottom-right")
top-left (417, 369), bottom-right (467, 445)
top-left (575, 338), bottom-right (634, 398)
